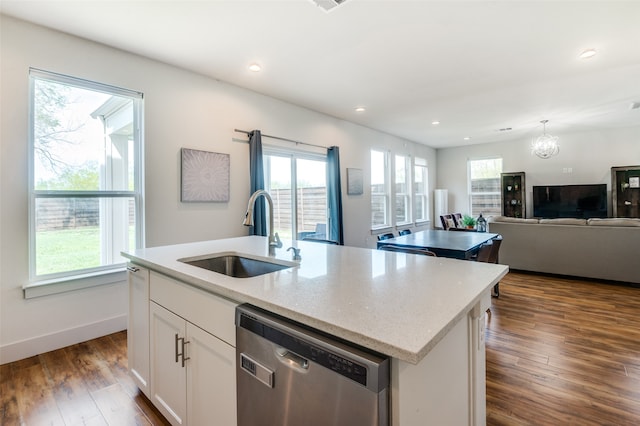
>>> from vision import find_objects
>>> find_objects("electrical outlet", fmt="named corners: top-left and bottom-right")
top-left (562, 167), bottom-right (573, 173)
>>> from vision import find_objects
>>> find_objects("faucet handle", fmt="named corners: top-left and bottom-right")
top-left (273, 232), bottom-right (283, 248)
top-left (287, 246), bottom-right (302, 261)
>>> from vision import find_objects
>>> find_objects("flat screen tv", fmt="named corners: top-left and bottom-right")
top-left (532, 184), bottom-right (607, 219)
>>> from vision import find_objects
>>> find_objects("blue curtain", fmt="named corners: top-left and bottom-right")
top-left (249, 130), bottom-right (267, 236)
top-left (327, 146), bottom-right (344, 245)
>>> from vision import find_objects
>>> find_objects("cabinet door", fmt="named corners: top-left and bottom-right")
top-left (186, 324), bottom-right (237, 426)
top-left (127, 264), bottom-right (150, 396)
top-left (150, 302), bottom-right (187, 426)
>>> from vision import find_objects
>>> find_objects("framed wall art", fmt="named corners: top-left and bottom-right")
top-left (181, 148), bottom-right (230, 202)
top-left (347, 168), bottom-right (363, 195)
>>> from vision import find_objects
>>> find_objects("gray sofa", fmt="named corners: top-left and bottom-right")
top-left (488, 217), bottom-right (640, 284)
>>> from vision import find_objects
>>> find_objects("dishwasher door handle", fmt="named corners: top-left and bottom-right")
top-left (277, 348), bottom-right (309, 370)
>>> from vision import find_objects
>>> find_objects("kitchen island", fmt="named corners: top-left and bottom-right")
top-left (123, 236), bottom-right (507, 426)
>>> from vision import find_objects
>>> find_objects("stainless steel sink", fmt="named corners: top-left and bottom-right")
top-left (180, 254), bottom-right (293, 278)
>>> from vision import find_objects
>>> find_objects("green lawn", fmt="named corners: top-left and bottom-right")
top-left (36, 226), bottom-right (134, 276)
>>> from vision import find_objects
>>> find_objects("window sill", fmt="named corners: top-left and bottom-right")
top-left (395, 222), bottom-right (412, 228)
top-left (371, 225), bottom-right (393, 233)
top-left (23, 268), bottom-right (127, 299)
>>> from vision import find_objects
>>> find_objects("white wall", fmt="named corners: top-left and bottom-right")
top-left (0, 16), bottom-right (435, 363)
top-left (436, 126), bottom-right (640, 217)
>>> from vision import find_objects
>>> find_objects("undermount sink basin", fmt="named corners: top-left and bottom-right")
top-left (180, 254), bottom-right (293, 278)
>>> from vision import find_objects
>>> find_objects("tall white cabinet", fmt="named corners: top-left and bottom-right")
top-left (128, 266), bottom-right (238, 426)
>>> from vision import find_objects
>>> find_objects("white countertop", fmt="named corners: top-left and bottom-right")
top-left (123, 236), bottom-right (508, 364)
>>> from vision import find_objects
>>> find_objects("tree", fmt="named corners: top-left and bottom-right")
top-left (34, 80), bottom-right (84, 173)
top-left (35, 163), bottom-right (99, 190)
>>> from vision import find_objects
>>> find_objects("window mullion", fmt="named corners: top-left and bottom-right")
top-left (291, 157), bottom-right (298, 241)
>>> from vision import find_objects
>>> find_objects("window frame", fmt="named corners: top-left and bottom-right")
top-left (413, 157), bottom-right (429, 224)
top-left (467, 157), bottom-right (502, 217)
top-left (394, 154), bottom-right (412, 226)
top-left (370, 149), bottom-right (391, 230)
top-left (26, 68), bottom-right (144, 297)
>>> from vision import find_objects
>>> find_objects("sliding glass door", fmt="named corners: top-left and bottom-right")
top-left (264, 152), bottom-right (328, 241)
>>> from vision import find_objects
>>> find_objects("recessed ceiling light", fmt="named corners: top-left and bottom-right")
top-left (355, 107), bottom-right (366, 112)
top-left (248, 63), bottom-right (262, 72)
top-left (579, 49), bottom-right (596, 59)
top-left (463, 137), bottom-right (471, 141)
top-left (431, 121), bottom-right (440, 125)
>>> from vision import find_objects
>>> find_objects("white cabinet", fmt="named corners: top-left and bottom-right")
top-left (127, 264), bottom-right (150, 397)
top-left (144, 271), bottom-right (238, 426)
top-left (150, 302), bottom-right (187, 425)
top-left (187, 319), bottom-right (236, 426)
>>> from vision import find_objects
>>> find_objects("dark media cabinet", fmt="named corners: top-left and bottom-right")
top-left (612, 165), bottom-right (640, 218)
top-left (501, 172), bottom-right (525, 218)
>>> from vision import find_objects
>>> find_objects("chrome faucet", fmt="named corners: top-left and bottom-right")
top-left (243, 190), bottom-right (282, 256)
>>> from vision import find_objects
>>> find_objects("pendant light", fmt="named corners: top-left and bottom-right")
top-left (531, 120), bottom-right (559, 159)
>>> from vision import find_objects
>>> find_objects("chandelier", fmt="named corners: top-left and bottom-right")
top-left (531, 120), bottom-right (559, 159)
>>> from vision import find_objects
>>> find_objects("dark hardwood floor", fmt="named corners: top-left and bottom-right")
top-left (0, 331), bottom-right (170, 426)
top-left (1, 271), bottom-right (639, 425)
top-left (486, 272), bottom-right (640, 425)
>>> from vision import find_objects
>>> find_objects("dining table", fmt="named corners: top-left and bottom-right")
top-left (377, 229), bottom-right (499, 260)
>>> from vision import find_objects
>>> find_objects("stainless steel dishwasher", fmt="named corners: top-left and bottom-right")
top-left (235, 304), bottom-right (390, 426)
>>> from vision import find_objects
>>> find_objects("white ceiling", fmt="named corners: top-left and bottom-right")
top-left (3, 0), bottom-right (640, 148)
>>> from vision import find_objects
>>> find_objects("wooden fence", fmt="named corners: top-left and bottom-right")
top-left (35, 198), bottom-right (134, 231)
top-left (270, 187), bottom-right (327, 233)
top-left (35, 188), bottom-right (327, 233)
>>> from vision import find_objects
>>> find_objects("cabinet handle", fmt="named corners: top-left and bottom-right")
top-left (174, 333), bottom-right (190, 367)
top-left (181, 338), bottom-right (190, 368)
top-left (127, 266), bottom-right (140, 273)
top-left (175, 333), bottom-right (180, 363)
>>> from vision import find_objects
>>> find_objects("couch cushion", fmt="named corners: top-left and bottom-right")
top-left (490, 216), bottom-right (539, 224)
top-left (539, 218), bottom-right (587, 225)
top-left (587, 218), bottom-right (640, 227)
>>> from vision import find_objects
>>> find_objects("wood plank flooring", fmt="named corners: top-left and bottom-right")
top-left (486, 272), bottom-right (640, 425)
top-left (0, 331), bottom-right (170, 426)
top-left (1, 271), bottom-right (639, 425)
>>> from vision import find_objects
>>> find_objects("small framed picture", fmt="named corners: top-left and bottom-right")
top-left (181, 148), bottom-right (230, 202)
top-left (347, 168), bottom-right (363, 195)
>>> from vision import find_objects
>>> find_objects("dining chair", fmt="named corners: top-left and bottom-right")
top-left (379, 244), bottom-right (437, 256)
top-left (398, 229), bottom-right (412, 236)
top-left (451, 213), bottom-right (465, 229)
top-left (377, 233), bottom-right (395, 241)
top-left (475, 235), bottom-right (503, 297)
top-left (439, 215), bottom-right (455, 230)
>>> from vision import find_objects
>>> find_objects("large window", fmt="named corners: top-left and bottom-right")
top-left (29, 69), bottom-right (143, 285)
top-left (414, 157), bottom-right (429, 223)
top-left (264, 149), bottom-right (328, 241)
top-left (468, 158), bottom-right (502, 216)
top-left (395, 155), bottom-right (411, 225)
top-left (371, 150), bottom-right (390, 228)
top-left (372, 151), bottom-right (430, 230)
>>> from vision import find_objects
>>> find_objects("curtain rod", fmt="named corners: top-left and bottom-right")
top-left (234, 129), bottom-right (328, 150)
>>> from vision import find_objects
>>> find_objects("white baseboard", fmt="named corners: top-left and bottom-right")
top-left (0, 315), bottom-right (127, 365)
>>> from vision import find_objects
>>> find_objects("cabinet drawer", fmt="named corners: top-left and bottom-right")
top-left (150, 271), bottom-right (238, 346)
